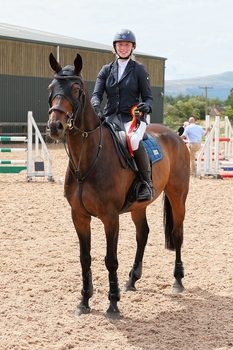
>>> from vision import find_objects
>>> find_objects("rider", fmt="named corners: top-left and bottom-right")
top-left (91, 29), bottom-right (155, 202)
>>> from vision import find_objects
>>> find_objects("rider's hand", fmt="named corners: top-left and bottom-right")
top-left (137, 102), bottom-right (150, 114)
top-left (93, 104), bottom-right (103, 118)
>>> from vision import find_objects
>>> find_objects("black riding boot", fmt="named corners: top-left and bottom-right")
top-left (133, 141), bottom-right (155, 202)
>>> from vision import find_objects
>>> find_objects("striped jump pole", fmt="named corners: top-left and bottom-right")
top-left (0, 136), bottom-right (27, 142)
top-left (0, 148), bottom-right (27, 152)
top-left (0, 136), bottom-right (28, 174)
top-left (0, 160), bottom-right (27, 164)
top-left (0, 160), bottom-right (27, 173)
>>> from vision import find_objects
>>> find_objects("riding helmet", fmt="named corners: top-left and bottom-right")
top-left (113, 29), bottom-right (136, 49)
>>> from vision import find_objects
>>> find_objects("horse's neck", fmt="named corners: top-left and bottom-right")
top-left (82, 99), bottom-right (100, 131)
top-left (79, 87), bottom-right (100, 131)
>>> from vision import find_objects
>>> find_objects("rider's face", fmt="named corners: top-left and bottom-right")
top-left (115, 41), bottom-right (133, 58)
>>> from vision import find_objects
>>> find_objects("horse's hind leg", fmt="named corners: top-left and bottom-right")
top-left (123, 208), bottom-right (149, 291)
top-left (164, 193), bottom-right (186, 294)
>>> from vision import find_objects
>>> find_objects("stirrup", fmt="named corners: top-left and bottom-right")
top-left (150, 183), bottom-right (156, 198)
top-left (136, 181), bottom-right (153, 202)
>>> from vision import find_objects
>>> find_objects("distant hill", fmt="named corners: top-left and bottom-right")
top-left (165, 71), bottom-right (233, 101)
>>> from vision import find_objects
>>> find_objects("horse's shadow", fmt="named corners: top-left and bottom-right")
top-left (102, 287), bottom-right (233, 349)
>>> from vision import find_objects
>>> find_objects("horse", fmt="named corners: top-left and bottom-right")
top-left (47, 52), bottom-right (190, 319)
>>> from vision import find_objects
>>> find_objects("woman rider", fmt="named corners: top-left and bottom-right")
top-left (91, 29), bottom-right (155, 202)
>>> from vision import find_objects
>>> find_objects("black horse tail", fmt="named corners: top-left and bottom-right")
top-left (163, 194), bottom-right (175, 251)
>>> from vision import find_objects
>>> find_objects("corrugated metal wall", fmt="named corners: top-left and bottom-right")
top-left (0, 38), bottom-right (165, 126)
top-left (0, 74), bottom-right (50, 123)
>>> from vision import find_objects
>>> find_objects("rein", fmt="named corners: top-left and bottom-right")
top-left (63, 117), bottom-right (105, 182)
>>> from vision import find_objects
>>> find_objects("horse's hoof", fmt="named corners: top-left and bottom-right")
top-left (122, 284), bottom-right (136, 292)
top-left (106, 311), bottom-right (120, 320)
top-left (74, 306), bottom-right (90, 316)
top-left (172, 280), bottom-right (184, 294)
top-left (106, 303), bottom-right (120, 319)
top-left (122, 285), bottom-right (136, 292)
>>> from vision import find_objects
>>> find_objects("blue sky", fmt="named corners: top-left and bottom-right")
top-left (1, 0), bottom-right (232, 80)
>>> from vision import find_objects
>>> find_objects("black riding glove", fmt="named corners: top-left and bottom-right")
top-left (137, 102), bottom-right (150, 114)
top-left (93, 104), bottom-right (103, 118)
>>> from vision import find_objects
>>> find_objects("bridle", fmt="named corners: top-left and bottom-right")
top-left (48, 74), bottom-right (86, 131)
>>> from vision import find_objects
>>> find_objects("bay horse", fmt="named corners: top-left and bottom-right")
top-left (47, 52), bottom-right (190, 319)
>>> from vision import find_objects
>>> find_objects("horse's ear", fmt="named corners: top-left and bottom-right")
top-left (49, 53), bottom-right (62, 73)
top-left (74, 53), bottom-right (83, 75)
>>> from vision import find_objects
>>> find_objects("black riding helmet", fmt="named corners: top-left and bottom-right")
top-left (113, 29), bottom-right (136, 57)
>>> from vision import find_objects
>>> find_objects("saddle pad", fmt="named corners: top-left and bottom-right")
top-left (143, 135), bottom-right (163, 164)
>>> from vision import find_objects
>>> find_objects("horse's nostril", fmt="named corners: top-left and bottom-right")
top-left (48, 120), bottom-right (64, 138)
top-left (57, 122), bottom-right (63, 130)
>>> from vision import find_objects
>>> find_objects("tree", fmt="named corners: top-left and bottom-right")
top-left (225, 88), bottom-right (233, 109)
top-left (222, 107), bottom-right (233, 122)
top-left (188, 98), bottom-right (206, 120)
top-left (164, 94), bottom-right (225, 126)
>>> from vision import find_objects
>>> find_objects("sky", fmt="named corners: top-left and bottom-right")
top-left (1, 0), bottom-right (232, 80)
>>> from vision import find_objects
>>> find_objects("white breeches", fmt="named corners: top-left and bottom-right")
top-left (124, 121), bottom-right (147, 151)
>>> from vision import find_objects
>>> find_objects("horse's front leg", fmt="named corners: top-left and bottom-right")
top-left (104, 216), bottom-right (121, 319)
top-left (71, 210), bottom-right (93, 316)
top-left (123, 209), bottom-right (149, 291)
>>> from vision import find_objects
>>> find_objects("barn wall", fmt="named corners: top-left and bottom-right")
top-left (0, 74), bottom-right (51, 124)
top-left (0, 39), bottom-right (53, 77)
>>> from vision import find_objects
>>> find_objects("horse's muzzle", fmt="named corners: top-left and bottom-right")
top-left (47, 120), bottom-right (65, 140)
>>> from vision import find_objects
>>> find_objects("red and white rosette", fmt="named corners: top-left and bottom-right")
top-left (127, 105), bottom-right (143, 156)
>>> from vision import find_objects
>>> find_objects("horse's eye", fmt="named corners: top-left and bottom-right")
top-left (71, 83), bottom-right (80, 100)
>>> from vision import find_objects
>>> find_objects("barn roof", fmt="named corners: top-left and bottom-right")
top-left (0, 22), bottom-right (166, 61)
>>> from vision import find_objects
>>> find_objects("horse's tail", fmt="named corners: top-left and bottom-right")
top-left (163, 194), bottom-right (175, 251)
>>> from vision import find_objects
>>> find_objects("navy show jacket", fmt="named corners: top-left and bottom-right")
top-left (91, 59), bottom-right (153, 123)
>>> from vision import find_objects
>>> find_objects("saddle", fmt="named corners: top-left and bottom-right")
top-left (105, 121), bottom-right (163, 212)
top-left (106, 121), bottom-right (163, 169)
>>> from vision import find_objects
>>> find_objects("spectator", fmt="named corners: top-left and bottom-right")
top-left (177, 121), bottom-right (189, 136)
top-left (181, 117), bottom-right (210, 175)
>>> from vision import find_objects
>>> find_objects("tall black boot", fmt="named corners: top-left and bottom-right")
top-left (133, 141), bottom-right (155, 202)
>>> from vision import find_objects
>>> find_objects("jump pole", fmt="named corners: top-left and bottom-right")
top-left (0, 136), bottom-right (28, 173)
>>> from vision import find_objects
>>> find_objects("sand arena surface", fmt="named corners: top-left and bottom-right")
top-left (0, 143), bottom-right (233, 350)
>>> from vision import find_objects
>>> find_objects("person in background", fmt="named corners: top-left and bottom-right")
top-left (177, 121), bottom-right (189, 137)
top-left (91, 29), bottom-right (154, 202)
top-left (181, 117), bottom-right (210, 175)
